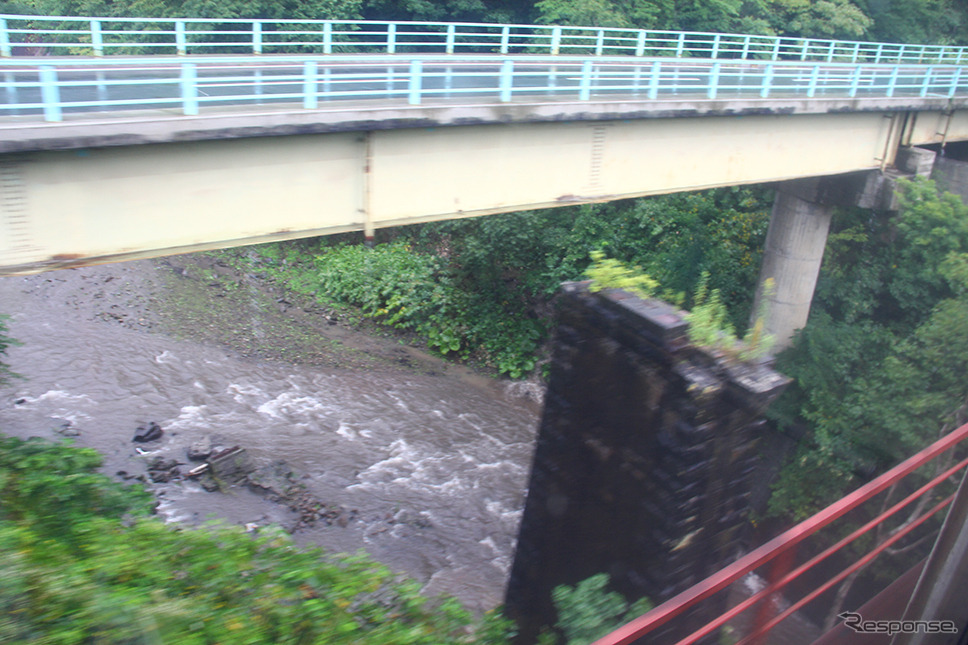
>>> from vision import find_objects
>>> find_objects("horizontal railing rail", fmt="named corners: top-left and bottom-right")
top-left (593, 421), bottom-right (968, 645)
top-left (2, 55), bottom-right (966, 123)
top-left (0, 13), bottom-right (966, 65)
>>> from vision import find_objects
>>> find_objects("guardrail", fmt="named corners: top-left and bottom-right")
top-left (0, 13), bottom-right (966, 65)
top-left (2, 55), bottom-right (966, 123)
top-left (593, 421), bottom-right (968, 645)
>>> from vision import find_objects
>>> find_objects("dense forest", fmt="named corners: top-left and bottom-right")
top-left (2, 0), bottom-right (968, 46)
top-left (4, 0), bottom-right (968, 642)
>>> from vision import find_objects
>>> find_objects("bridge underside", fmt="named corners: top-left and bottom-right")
top-left (3, 107), bottom-right (967, 274)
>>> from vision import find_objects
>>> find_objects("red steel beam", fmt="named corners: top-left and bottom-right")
top-left (676, 456), bottom-right (968, 645)
top-left (735, 494), bottom-right (955, 645)
top-left (592, 422), bottom-right (968, 645)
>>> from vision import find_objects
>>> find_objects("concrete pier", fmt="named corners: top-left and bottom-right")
top-left (752, 178), bottom-right (836, 350)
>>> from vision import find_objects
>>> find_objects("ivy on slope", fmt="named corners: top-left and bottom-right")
top-left (222, 187), bottom-right (770, 379)
top-left (0, 434), bottom-right (513, 644)
top-left (236, 239), bottom-right (546, 378)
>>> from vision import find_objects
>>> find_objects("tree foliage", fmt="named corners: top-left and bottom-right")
top-left (769, 179), bottom-right (968, 519)
top-left (0, 315), bottom-right (19, 388)
top-left (5, 0), bottom-right (967, 46)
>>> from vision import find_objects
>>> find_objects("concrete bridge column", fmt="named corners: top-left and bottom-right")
top-left (752, 178), bottom-right (835, 351)
top-left (753, 148), bottom-right (938, 351)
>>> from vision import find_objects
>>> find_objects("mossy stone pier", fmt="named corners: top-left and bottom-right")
top-left (505, 283), bottom-right (789, 642)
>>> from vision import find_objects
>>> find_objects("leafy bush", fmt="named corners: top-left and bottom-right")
top-left (0, 434), bottom-right (514, 644)
top-left (547, 574), bottom-right (652, 645)
top-left (584, 250), bottom-right (658, 298)
top-left (0, 314), bottom-right (21, 386)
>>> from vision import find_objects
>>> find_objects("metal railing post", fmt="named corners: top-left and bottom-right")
top-left (887, 65), bottom-right (899, 96)
top-left (499, 26), bottom-right (510, 54)
top-left (3, 71), bottom-right (18, 111)
top-left (386, 23), bottom-right (396, 54)
top-left (303, 60), bottom-right (317, 108)
top-left (675, 32), bottom-right (685, 57)
top-left (95, 69), bottom-right (106, 102)
top-left (851, 42), bottom-right (860, 63)
top-left (800, 38), bottom-right (810, 60)
top-left (595, 29), bottom-right (604, 56)
top-left (179, 62), bottom-right (198, 115)
top-left (771, 37), bottom-right (781, 61)
top-left (39, 65), bottom-right (62, 122)
top-left (921, 66), bottom-right (934, 97)
top-left (252, 21), bottom-right (262, 54)
top-left (950, 67), bottom-right (963, 98)
top-left (446, 24), bottom-right (455, 54)
top-left (0, 19), bottom-right (10, 57)
top-left (741, 35), bottom-right (751, 59)
top-left (760, 63), bottom-right (774, 98)
top-left (711, 33), bottom-right (720, 58)
top-left (253, 68), bottom-right (263, 103)
top-left (849, 66), bottom-right (861, 97)
top-left (323, 22), bottom-right (333, 54)
top-left (635, 30), bottom-right (646, 57)
top-left (807, 64), bottom-right (820, 97)
top-left (175, 20), bottom-right (187, 55)
top-left (499, 59), bottom-right (513, 101)
top-left (90, 20), bottom-right (103, 56)
top-left (550, 26), bottom-right (561, 55)
top-left (874, 42), bottom-right (884, 63)
top-left (648, 60), bottom-right (661, 99)
top-left (707, 61), bottom-right (721, 98)
top-left (408, 59), bottom-right (422, 105)
top-left (579, 60), bottom-right (593, 100)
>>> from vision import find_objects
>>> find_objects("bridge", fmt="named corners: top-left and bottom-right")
top-left (0, 17), bottom-right (967, 317)
top-left (5, 14), bottom-right (968, 643)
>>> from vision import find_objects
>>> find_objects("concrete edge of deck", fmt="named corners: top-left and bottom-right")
top-left (2, 95), bottom-right (964, 153)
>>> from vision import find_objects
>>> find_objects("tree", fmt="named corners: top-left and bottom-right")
top-left (755, 0), bottom-right (872, 39)
top-left (857, 0), bottom-right (967, 45)
top-left (534, 0), bottom-right (631, 28)
top-left (769, 179), bottom-right (968, 519)
top-left (361, 0), bottom-right (520, 24)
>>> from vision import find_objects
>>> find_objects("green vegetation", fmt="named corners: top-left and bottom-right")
top-left (769, 178), bottom-right (968, 519)
top-left (0, 314), bottom-right (19, 387)
top-left (544, 574), bottom-right (652, 645)
top-left (219, 188), bottom-right (770, 379)
top-left (0, 434), bottom-right (514, 644)
top-left (3, 0), bottom-right (966, 46)
top-left (584, 250), bottom-right (659, 299)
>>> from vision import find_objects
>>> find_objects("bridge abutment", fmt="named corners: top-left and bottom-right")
top-left (505, 283), bottom-right (788, 642)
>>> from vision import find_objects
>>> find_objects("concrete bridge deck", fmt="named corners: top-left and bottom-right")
top-left (2, 17), bottom-right (968, 276)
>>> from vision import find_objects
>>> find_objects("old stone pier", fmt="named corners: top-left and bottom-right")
top-left (505, 283), bottom-right (789, 642)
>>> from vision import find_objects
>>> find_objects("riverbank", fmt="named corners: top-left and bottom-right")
top-left (0, 250), bottom-right (541, 612)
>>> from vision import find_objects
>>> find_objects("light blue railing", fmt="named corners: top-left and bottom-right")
top-left (2, 55), bottom-right (965, 123)
top-left (0, 13), bottom-right (966, 65)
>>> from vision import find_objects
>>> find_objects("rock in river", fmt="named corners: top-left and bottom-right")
top-left (133, 421), bottom-right (163, 443)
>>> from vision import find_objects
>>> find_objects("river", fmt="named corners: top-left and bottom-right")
top-left (0, 251), bottom-right (541, 612)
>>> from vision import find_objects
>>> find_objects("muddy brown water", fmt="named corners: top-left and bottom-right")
top-left (0, 254), bottom-right (541, 611)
